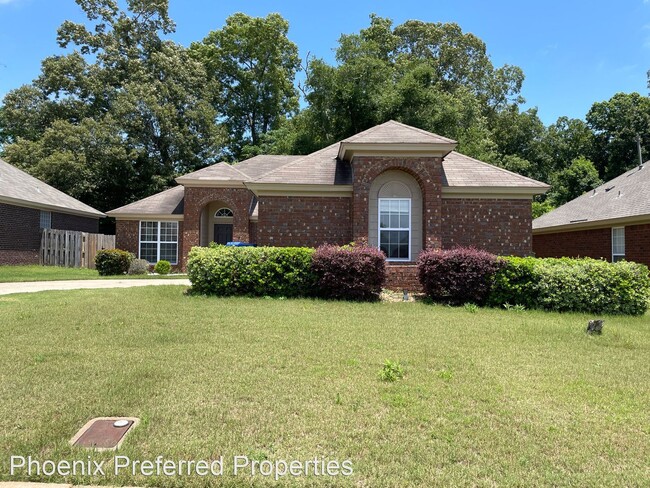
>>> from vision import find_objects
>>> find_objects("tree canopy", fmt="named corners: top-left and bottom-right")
top-left (0, 8), bottom-right (648, 218)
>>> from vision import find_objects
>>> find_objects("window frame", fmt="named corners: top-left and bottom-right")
top-left (214, 207), bottom-right (234, 218)
top-left (378, 197), bottom-right (411, 262)
top-left (611, 226), bottom-right (625, 263)
top-left (139, 220), bottom-right (179, 265)
top-left (40, 210), bottom-right (52, 229)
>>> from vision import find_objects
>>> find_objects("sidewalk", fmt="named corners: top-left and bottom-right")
top-left (0, 279), bottom-right (191, 296)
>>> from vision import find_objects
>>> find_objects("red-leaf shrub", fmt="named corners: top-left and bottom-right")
top-left (417, 247), bottom-right (503, 305)
top-left (311, 244), bottom-right (386, 301)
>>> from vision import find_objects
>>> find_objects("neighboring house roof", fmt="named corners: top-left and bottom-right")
top-left (533, 163), bottom-right (650, 233)
top-left (0, 158), bottom-right (105, 218)
top-left (106, 186), bottom-right (184, 218)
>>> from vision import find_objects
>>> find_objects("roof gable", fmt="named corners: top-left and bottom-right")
top-left (342, 120), bottom-right (456, 145)
top-left (0, 158), bottom-right (104, 218)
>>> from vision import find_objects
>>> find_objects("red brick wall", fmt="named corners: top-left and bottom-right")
top-left (257, 196), bottom-right (351, 247)
top-left (0, 203), bottom-right (40, 252)
top-left (249, 222), bottom-right (258, 245)
top-left (625, 224), bottom-right (650, 266)
top-left (441, 198), bottom-right (532, 256)
top-left (385, 264), bottom-right (422, 291)
top-left (533, 228), bottom-right (611, 261)
top-left (116, 220), bottom-right (139, 255)
top-left (0, 202), bottom-right (100, 265)
top-left (533, 224), bottom-right (650, 267)
top-left (182, 187), bottom-right (253, 268)
top-left (352, 156), bottom-right (443, 249)
top-left (0, 250), bottom-right (40, 265)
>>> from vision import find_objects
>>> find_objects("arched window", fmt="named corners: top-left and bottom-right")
top-left (215, 208), bottom-right (233, 217)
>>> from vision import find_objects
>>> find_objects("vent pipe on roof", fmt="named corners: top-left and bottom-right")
top-left (636, 134), bottom-right (644, 169)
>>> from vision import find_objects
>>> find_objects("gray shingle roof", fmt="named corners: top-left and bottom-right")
top-left (0, 158), bottom-right (104, 217)
top-left (176, 162), bottom-right (248, 183)
top-left (251, 143), bottom-right (352, 185)
top-left (342, 120), bottom-right (456, 145)
top-left (533, 163), bottom-right (650, 231)
top-left (106, 185), bottom-right (184, 216)
top-left (443, 152), bottom-right (550, 188)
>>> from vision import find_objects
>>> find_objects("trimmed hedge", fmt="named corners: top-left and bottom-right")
top-left (95, 249), bottom-right (134, 276)
top-left (417, 247), bottom-right (503, 305)
top-left (187, 246), bottom-right (316, 297)
top-left (489, 257), bottom-right (650, 316)
top-left (311, 244), bottom-right (386, 301)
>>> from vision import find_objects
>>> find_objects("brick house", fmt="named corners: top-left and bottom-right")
top-left (0, 158), bottom-right (105, 265)
top-left (533, 162), bottom-right (650, 266)
top-left (107, 121), bottom-right (549, 287)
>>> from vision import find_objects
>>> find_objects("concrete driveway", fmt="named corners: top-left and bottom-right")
top-left (0, 278), bottom-right (191, 296)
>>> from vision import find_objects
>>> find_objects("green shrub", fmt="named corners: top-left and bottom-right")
top-left (128, 259), bottom-right (150, 275)
top-left (95, 249), bottom-right (134, 276)
top-left (154, 260), bottom-right (172, 275)
top-left (378, 359), bottom-right (405, 382)
top-left (187, 246), bottom-right (316, 297)
top-left (489, 257), bottom-right (650, 316)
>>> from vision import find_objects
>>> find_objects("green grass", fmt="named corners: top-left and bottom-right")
top-left (0, 265), bottom-right (185, 282)
top-left (0, 287), bottom-right (649, 487)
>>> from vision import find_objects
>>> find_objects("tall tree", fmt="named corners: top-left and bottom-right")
top-left (586, 92), bottom-right (650, 179)
top-left (0, 0), bottom-right (223, 211)
top-left (549, 156), bottom-right (602, 206)
top-left (191, 13), bottom-right (300, 159)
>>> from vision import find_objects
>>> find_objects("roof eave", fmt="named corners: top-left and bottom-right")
top-left (338, 142), bottom-right (457, 160)
top-left (442, 186), bottom-right (549, 198)
top-left (0, 195), bottom-right (105, 218)
top-left (106, 212), bottom-right (184, 220)
top-left (245, 182), bottom-right (353, 197)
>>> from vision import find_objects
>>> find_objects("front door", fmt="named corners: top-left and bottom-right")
top-left (214, 224), bottom-right (233, 245)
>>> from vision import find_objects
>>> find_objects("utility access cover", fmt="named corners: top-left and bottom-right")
top-left (70, 417), bottom-right (139, 450)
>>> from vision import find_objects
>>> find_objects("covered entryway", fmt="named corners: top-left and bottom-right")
top-left (199, 202), bottom-right (236, 246)
top-left (213, 207), bottom-right (234, 245)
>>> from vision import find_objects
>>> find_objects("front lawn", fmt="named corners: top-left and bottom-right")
top-left (0, 287), bottom-right (648, 487)
top-left (0, 265), bottom-right (185, 282)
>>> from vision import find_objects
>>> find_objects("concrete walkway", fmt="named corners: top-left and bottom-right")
top-left (0, 278), bottom-right (191, 296)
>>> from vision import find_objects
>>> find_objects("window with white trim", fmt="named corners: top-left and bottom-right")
top-left (39, 211), bottom-right (51, 229)
top-left (139, 221), bottom-right (178, 264)
top-left (612, 227), bottom-right (625, 262)
top-left (379, 198), bottom-right (411, 261)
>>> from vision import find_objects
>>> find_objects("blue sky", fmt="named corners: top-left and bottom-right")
top-left (0, 0), bottom-right (648, 125)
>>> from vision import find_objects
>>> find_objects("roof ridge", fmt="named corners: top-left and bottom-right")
top-left (447, 151), bottom-right (549, 188)
top-left (252, 142), bottom-right (341, 182)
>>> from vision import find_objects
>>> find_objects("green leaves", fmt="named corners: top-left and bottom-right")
top-left (191, 13), bottom-right (300, 159)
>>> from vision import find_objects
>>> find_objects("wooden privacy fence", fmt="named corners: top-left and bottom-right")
top-left (40, 229), bottom-right (116, 268)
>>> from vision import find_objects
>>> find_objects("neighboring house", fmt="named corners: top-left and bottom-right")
top-left (107, 121), bottom-right (549, 287)
top-left (0, 158), bottom-right (105, 265)
top-left (533, 162), bottom-right (650, 266)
